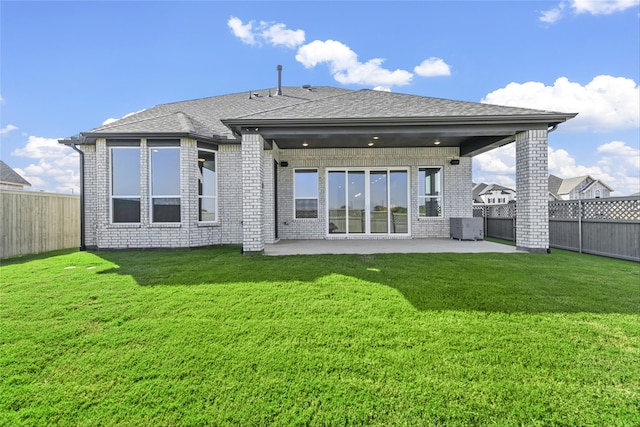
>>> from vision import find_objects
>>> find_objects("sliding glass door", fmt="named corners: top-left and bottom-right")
top-left (328, 169), bottom-right (408, 235)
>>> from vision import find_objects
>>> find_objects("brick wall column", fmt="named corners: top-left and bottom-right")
top-left (242, 133), bottom-right (264, 254)
top-left (515, 129), bottom-right (549, 253)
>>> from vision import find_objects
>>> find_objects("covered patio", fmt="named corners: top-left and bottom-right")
top-left (264, 238), bottom-right (519, 256)
top-left (223, 88), bottom-right (577, 255)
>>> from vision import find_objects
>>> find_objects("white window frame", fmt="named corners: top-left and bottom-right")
top-left (294, 168), bottom-right (319, 219)
top-left (149, 146), bottom-right (181, 224)
top-left (418, 166), bottom-right (444, 218)
top-left (325, 167), bottom-right (410, 236)
top-left (198, 148), bottom-right (218, 223)
top-left (110, 146), bottom-right (140, 224)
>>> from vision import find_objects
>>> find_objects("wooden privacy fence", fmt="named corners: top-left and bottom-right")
top-left (473, 196), bottom-right (640, 262)
top-left (1, 190), bottom-right (80, 259)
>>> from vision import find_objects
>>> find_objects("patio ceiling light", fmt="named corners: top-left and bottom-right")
top-left (434, 139), bottom-right (441, 145)
top-left (302, 142), bottom-right (309, 147)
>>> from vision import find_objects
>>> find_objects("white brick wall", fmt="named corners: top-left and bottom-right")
top-left (275, 146), bottom-right (469, 240)
top-left (516, 129), bottom-right (549, 252)
top-left (241, 133), bottom-right (264, 253)
top-left (218, 145), bottom-right (243, 244)
top-left (87, 138), bottom-right (228, 249)
top-left (80, 144), bottom-right (97, 248)
top-left (84, 139), bottom-right (474, 250)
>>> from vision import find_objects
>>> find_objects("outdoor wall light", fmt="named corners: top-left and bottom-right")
top-left (450, 159), bottom-right (460, 165)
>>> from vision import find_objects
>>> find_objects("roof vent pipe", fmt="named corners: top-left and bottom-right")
top-left (277, 65), bottom-right (283, 96)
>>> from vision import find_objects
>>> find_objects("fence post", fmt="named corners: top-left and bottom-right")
top-left (578, 199), bottom-right (582, 254)
top-left (484, 206), bottom-right (488, 238)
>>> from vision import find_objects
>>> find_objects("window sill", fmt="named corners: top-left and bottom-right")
top-left (108, 223), bottom-right (141, 229)
top-left (150, 223), bottom-right (182, 228)
top-left (198, 222), bottom-right (220, 227)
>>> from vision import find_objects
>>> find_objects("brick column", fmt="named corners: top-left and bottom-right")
top-left (241, 133), bottom-right (264, 254)
top-left (515, 129), bottom-right (549, 253)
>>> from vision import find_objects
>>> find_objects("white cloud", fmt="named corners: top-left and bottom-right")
top-left (597, 140), bottom-right (640, 170)
top-left (228, 16), bottom-right (257, 45)
top-left (11, 136), bottom-right (79, 194)
top-left (473, 141), bottom-right (640, 196)
top-left (548, 146), bottom-right (613, 179)
top-left (474, 145), bottom-right (516, 174)
top-left (296, 40), bottom-right (413, 87)
top-left (595, 141), bottom-right (640, 194)
top-left (573, 0), bottom-right (640, 15)
top-left (228, 17), bottom-right (305, 48)
top-left (1, 124), bottom-right (18, 135)
top-left (229, 17), bottom-right (448, 89)
top-left (261, 23), bottom-right (305, 49)
top-left (540, 0), bottom-right (639, 23)
top-left (102, 109), bottom-right (146, 126)
top-left (482, 75), bottom-right (639, 132)
top-left (102, 118), bottom-right (118, 126)
top-left (414, 57), bottom-right (451, 77)
top-left (540, 4), bottom-right (566, 23)
top-left (548, 143), bottom-right (640, 196)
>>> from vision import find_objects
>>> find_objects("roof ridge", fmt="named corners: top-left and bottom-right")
top-left (154, 86), bottom-right (345, 108)
top-left (231, 88), bottom-right (356, 119)
top-left (175, 111), bottom-right (195, 133)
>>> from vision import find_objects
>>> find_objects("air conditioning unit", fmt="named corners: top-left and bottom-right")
top-left (450, 217), bottom-right (484, 241)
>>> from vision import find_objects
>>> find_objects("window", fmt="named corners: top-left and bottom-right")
top-left (294, 169), bottom-right (318, 218)
top-left (198, 149), bottom-right (217, 222)
top-left (327, 169), bottom-right (408, 235)
top-left (150, 147), bottom-right (181, 223)
top-left (111, 147), bottom-right (140, 223)
top-left (418, 167), bottom-right (443, 217)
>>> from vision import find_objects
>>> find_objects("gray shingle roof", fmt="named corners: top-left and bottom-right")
top-left (0, 160), bottom-right (31, 187)
top-left (548, 174), bottom-right (614, 197)
top-left (85, 86), bottom-right (570, 141)
top-left (236, 89), bottom-right (556, 120)
top-left (88, 86), bottom-right (352, 140)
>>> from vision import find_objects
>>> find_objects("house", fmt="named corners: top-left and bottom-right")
top-left (548, 174), bottom-right (613, 200)
top-left (59, 75), bottom-right (576, 254)
top-left (472, 182), bottom-right (516, 205)
top-left (0, 160), bottom-right (31, 190)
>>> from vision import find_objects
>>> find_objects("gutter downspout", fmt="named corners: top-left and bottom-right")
top-left (66, 141), bottom-right (86, 251)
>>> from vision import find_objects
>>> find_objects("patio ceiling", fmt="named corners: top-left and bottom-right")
top-left (225, 115), bottom-right (567, 157)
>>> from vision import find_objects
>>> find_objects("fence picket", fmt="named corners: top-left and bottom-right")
top-left (1, 190), bottom-right (80, 259)
top-left (474, 196), bottom-right (640, 262)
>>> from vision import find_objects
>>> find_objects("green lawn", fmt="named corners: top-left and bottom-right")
top-left (1, 246), bottom-right (639, 426)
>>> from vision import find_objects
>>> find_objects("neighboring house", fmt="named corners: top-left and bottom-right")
top-left (548, 174), bottom-right (614, 200)
top-left (0, 160), bottom-right (31, 190)
top-left (473, 182), bottom-right (516, 205)
top-left (59, 77), bottom-right (575, 254)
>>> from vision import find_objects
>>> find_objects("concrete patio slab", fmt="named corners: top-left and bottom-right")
top-left (264, 238), bottom-right (520, 256)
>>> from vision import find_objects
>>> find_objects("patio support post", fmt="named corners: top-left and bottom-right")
top-left (241, 132), bottom-right (265, 254)
top-left (515, 129), bottom-right (550, 253)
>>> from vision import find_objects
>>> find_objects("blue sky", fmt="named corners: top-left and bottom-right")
top-left (1, 0), bottom-right (639, 195)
